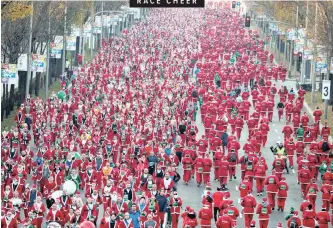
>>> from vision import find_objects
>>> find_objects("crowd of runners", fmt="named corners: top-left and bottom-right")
top-left (1, 2), bottom-right (333, 228)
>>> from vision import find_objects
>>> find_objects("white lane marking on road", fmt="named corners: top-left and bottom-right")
top-left (292, 169), bottom-right (295, 174)
top-left (275, 129), bottom-right (278, 133)
top-left (240, 213), bottom-right (243, 218)
top-left (238, 198), bottom-right (241, 204)
top-left (235, 185), bottom-right (239, 191)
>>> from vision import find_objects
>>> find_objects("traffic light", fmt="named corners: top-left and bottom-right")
top-left (245, 16), bottom-right (251, 28)
top-left (298, 52), bottom-right (302, 62)
top-left (232, 1), bottom-right (236, 8)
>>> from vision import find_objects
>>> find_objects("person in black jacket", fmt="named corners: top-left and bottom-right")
top-left (156, 190), bottom-right (168, 228)
top-left (46, 195), bottom-right (55, 209)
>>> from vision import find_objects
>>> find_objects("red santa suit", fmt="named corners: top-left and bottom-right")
top-left (256, 199), bottom-right (272, 228)
top-left (277, 177), bottom-right (288, 211)
top-left (202, 155), bottom-right (212, 185)
top-left (170, 195), bottom-right (182, 228)
top-left (264, 173), bottom-right (279, 210)
top-left (198, 204), bottom-right (213, 227)
top-left (241, 193), bottom-right (257, 227)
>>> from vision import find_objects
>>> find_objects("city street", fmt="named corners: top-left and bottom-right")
top-left (176, 79), bottom-right (324, 227)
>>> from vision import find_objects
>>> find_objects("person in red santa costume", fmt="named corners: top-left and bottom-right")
top-left (202, 153), bottom-right (212, 185)
top-left (315, 207), bottom-right (331, 228)
top-left (313, 106), bottom-right (323, 123)
top-left (216, 209), bottom-right (234, 228)
top-left (182, 154), bottom-right (193, 185)
top-left (169, 191), bottom-right (182, 228)
top-left (241, 191), bottom-right (257, 228)
top-left (276, 176), bottom-right (288, 212)
top-left (256, 198), bottom-right (272, 228)
top-left (264, 170), bottom-right (279, 211)
top-left (182, 207), bottom-right (198, 228)
top-left (45, 203), bottom-right (64, 226)
top-left (1, 210), bottom-right (18, 228)
top-left (193, 154), bottom-right (204, 187)
top-left (198, 203), bottom-right (213, 228)
top-left (299, 165), bottom-right (311, 196)
top-left (159, 172), bottom-right (174, 195)
top-left (305, 178), bottom-right (319, 208)
top-left (321, 122), bottom-right (331, 140)
top-left (302, 203), bottom-right (316, 227)
top-left (218, 156), bottom-right (229, 187)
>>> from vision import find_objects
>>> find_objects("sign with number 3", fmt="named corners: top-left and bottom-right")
top-left (322, 80), bottom-right (331, 100)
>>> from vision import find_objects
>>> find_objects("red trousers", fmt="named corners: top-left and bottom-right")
top-left (219, 176), bottom-right (228, 186)
top-left (203, 173), bottom-right (210, 185)
top-left (236, 128), bottom-right (242, 139)
top-left (288, 155), bottom-right (294, 167)
top-left (241, 170), bottom-right (245, 180)
top-left (183, 170), bottom-right (192, 182)
top-left (171, 214), bottom-right (179, 228)
top-left (278, 109), bottom-right (283, 121)
top-left (256, 178), bottom-right (265, 193)
top-left (262, 135), bottom-right (267, 147)
top-left (268, 112), bottom-right (273, 121)
top-left (36, 218), bottom-right (43, 228)
top-left (229, 167), bottom-right (236, 178)
top-left (308, 195), bottom-right (316, 208)
top-left (277, 197), bottom-right (286, 210)
top-left (267, 192), bottom-right (276, 208)
top-left (214, 168), bottom-right (219, 179)
top-left (244, 214), bottom-right (253, 228)
top-left (158, 212), bottom-right (165, 225)
top-left (196, 172), bottom-right (203, 184)
top-left (259, 219), bottom-right (269, 228)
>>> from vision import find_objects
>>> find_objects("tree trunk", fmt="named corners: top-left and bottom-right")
top-left (18, 71), bottom-right (27, 108)
top-left (9, 84), bottom-right (15, 111)
top-left (29, 72), bottom-right (33, 95)
top-left (1, 84), bottom-right (5, 121)
top-left (35, 72), bottom-right (40, 97)
top-left (5, 84), bottom-right (9, 118)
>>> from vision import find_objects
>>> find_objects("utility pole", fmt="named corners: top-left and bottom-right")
top-left (62, 1), bottom-right (67, 75)
top-left (45, 6), bottom-right (51, 99)
top-left (324, 53), bottom-right (331, 119)
top-left (301, 0), bottom-right (309, 84)
top-left (293, 3), bottom-right (299, 79)
top-left (25, 1), bottom-right (33, 99)
top-left (311, 2), bottom-right (318, 104)
top-left (101, 1), bottom-right (104, 48)
top-left (91, 16), bottom-right (94, 60)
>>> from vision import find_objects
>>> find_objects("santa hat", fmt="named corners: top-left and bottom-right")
top-left (75, 191), bottom-right (81, 196)
top-left (262, 198), bottom-right (267, 202)
top-left (185, 206), bottom-right (191, 211)
top-left (277, 222), bottom-right (282, 227)
top-left (293, 211), bottom-right (299, 216)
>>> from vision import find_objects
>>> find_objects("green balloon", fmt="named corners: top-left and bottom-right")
top-left (57, 90), bottom-right (66, 100)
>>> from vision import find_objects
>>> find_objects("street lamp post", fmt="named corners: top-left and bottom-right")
top-left (25, 1), bottom-right (33, 99)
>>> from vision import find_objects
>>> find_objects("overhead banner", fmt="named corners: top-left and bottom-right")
top-left (66, 36), bottom-right (77, 51)
top-left (1, 64), bottom-right (18, 84)
top-left (31, 54), bottom-right (46, 72)
top-left (50, 36), bottom-right (63, 58)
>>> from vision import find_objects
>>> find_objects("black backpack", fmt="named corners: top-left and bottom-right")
top-left (230, 153), bottom-right (237, 162)
top-left (289, 219), bottom-right (298, 228)
top-left (322, 142), bottom-right (329, 152)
